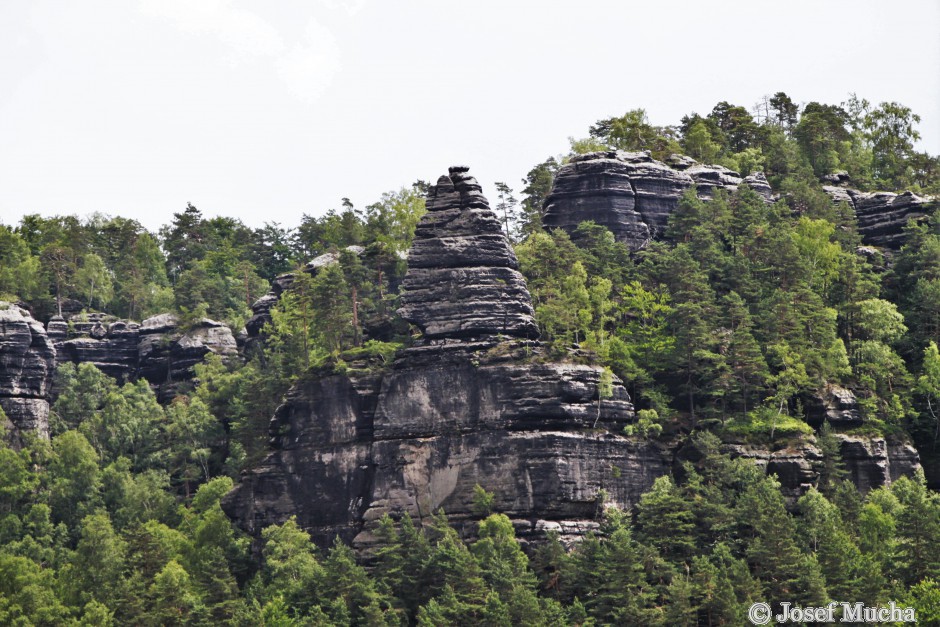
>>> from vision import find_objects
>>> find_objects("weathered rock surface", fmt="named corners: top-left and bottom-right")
top-left (717, 442), bottom-right (824, 500)
top-left (398, 167), bottom-right (539, 340)
top-left (680, 434), bottom-right (919, 501)
top-left (542, 151), bottom-right (772, 250)
top-left (53, 313), bottom-right (141, 382)
top-left (803, 385), bottom-right (863, 428)
top-left (837, 436), bottom-right (920, 493)
top-left (542, 152), bottom-right (652, 247)
top-left (226, 169), bottom-right (661, 546)
top-left (822, 186), bottom-right (935, 249)
top-left (138, 314), bottom-right (238, 399)
top-left (545, 151), bottom-right (933, 251)
top-left (46, 311), bottom-right (237, 401)
top-left (0, 302), bottom-right (55, 442)
top-left (224, 340), bottom-right (659, 547)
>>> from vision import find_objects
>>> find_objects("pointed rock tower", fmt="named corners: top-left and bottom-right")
top-left (398, 166), bottom-right (539, 340)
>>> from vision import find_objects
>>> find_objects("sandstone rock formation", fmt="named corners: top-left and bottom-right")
top-left (226, 164), bottom-right (924, 549)
top-left (398, 167), bottom-right (539, 340)
top-left (0, 302), bottom-right (55, 443)
top-left (50, 313), bottom-right (140, 382)
top-left (822, 186), bottom-right (934, 248)
top-left (542, 151), bottom-right (773, 250)
top-left (544, 151), bottom-right (932, 252)
top-left (225, 167), bottom-right (665, 546)
top-left (541, 152), bottom-right (653, 248)
top-left (837, 436), bottom-right (920, 493)
top-left (48, 311), bottom-right (237, 401)
top-left (803, 385), bottom-right (864, 428)
top-left (680, 435), bottom-right (919, 502)
top-left (138, 314), bottom-right (238, 399)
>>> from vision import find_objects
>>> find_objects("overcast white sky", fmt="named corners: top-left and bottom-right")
top-left (2, 0), bottom-right (938, 232)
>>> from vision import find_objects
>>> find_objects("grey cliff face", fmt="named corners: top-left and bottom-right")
top-left (137, 314), bottom-right (238, 399)
top-left (224, 340), bottom-right (665, 548)
top-left (397, 167), bottom-right (539, 340)
top-left (48, 311), bottom-right (237, 401)
top-left (225, 168), bottom-right (670, 546)
top-left (545, 151), bottom-right (932, 251)
top-left (0, 302), bottom-right (55, 443)
top-left (50, 313), bottom-right (140, 382)
top-left (542, 151), bottom-right (774, 251)
top-left (822, 186), bottom-right (935, 249)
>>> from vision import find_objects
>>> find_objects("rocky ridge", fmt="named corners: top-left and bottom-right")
top-left (822, 179), bottom-right (934, 248)
top-left (543, 151), bottom-right (932, 251)
top-left (225, 168), bottom-right (667, 546)
top-left (225, 166), bottom-right (923, 548)
top-left (543, 151), bottom-right (774, 250)
top-left (49, 312), bottom-right (238, 401)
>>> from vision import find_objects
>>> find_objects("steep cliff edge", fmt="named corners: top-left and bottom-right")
top-left (543, 151), bottom-right (773, 250)
top-left (48, 312), bottom-right (237, 401)
top-left (225, 165), bottom-right (923, 548)
top-left (0, 302), bottom-right (55, 444)
top-left (225, 168), bottom-right (670, 545)
top-left (543, 151), bottom-right (933, 251)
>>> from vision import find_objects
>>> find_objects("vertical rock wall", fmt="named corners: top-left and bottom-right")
top-left (0, 303), bottom-right (55, 443)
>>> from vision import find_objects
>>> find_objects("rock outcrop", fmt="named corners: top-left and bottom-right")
top-left (226, 165), bottom-right (924, 549)
top-left (0, 302), bottom-right (55, 443)
top-left (226, 167), bottom-right (669, 546)
top-left (803, 385), bottom-right (864, 428)
top-left (398, 167), bottom-right (539, 339)
top-left (48, 311), bottom-right (237, 401)
top-left (138, 314), bottom-right (238, 400)
top-left (541, 152), bottom-right (653, 248)
top-left (822, 186), bottom-right (935, 249)
top-left (51, 313), bottom-right (140, 382)
top-left (542, 151), bottom-right (773, 250)
top-left (837, 436), bottom-right (921, 493)
top-left (679, 434), bottom-right (919, 501)
top-left (544, 151), bottom-right (933, 251)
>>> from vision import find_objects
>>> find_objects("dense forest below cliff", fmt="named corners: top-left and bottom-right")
top-left (1, 93), bottom-right (940, 625)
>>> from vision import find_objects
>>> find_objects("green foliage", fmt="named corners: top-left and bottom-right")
top-left (588, 108), bottom-right (682, 159)
top-left (471, 485), bottom-right (495, 518)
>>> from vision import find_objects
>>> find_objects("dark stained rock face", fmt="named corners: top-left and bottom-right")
top-left (46, 311), bottom-right (237, 402)
top-left (225, 168), bottom-right (667, 546)
top-left (542, 151), bottom-right (772, 250)
top-left (837, 436), bottom-right (920, 493)
top-left (398, 167), bottom-right (539, 340)
top-left (0, 302), bottom-right (55, 442)
top-left (224, 339), bottom-right (660, 547)
top-left (823, 186), bottom-right (935, 249)
top-left (544, 151), bottom-right (933, 251)
top-left (138, 314), bottom-right (238, 399)
top-left (53, 313), bottom-right (141, 382)
top-left (542, 152), bottom-right (651, 247)
top-left (803, 385), bottom-right (864, 429)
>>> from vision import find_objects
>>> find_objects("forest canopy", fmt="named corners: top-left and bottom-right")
top-left (1, 92), bottom-right (939, 625)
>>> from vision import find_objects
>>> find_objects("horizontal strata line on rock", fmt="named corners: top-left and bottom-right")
top-left (368, 425), bottom-right (636, 443)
